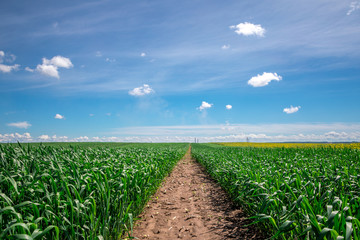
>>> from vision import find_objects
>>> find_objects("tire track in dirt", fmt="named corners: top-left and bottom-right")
top-left (131, 146), bottom-right (266, 240)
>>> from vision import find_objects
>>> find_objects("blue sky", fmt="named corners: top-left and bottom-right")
top-left (1, 0), bottom-right (360, 142)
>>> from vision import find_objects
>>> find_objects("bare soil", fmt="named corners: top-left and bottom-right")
top-left (131, 147), bottom-right (266, 240)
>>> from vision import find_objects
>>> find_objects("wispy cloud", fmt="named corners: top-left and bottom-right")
top-left (0, 50), bottom-right (16, 63)
top-left (25, 67), bottom-right (34, 72)
top-left (7, 121), bottom-right (32, 129)
top-left (221, 44), bottom-right (230, 50)
top-left (226, 105), bottom-right (232, 110)
top-left (283, 106), bottom-right (301, 114)
top-left (141, 52), bottom-right (146, 57)
top-left (105, 57), bottom-right (116, 63)
top-left (129, 84), bottom-right (154, 96)
top-left (230, 22), bottom-right (265, 37)
top-left (347, 1), bottom-right (360, 15)
top-left (248, 72), bottom-right (282, 87)
top-left (0, 50), bottom-right (20, 73)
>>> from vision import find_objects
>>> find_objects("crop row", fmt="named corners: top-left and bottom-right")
top-left (191, 144), bottom-right (360, 239)
top-left (0, 143), bottom-right (188, 239)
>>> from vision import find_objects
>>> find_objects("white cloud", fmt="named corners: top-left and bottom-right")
top-left (38, 135), bottom-right (50, 140)
top-left (36, 56), bottom-right (73, 78)
top-left (0, 133), bottom-right (32, 142)
top-left (54, 114), bottom-right (65, 119)
top-left (44, 56), bottom-right (73, 68)
top-left (105, 57), bottom-right (116, 62)
top-left (283, 106), bottom-right (301, 114)
top-left (105, 123), bottom-right (360, 142)
top-left (141, 52), bottom-right (146, 57)
top-left (2, 123), bottom-right (360, 143)
top-left (129, 84), bottom-right (154, 96)
top-left (7, 121), bottom-right (31, 129)
top-left (36, 63), bottom-right (59, 78)
top-left (0, 64), bottom-right (20, 73)
top-left (347, 1), bottom-right (360, 15)
top-left (95, 51), bottom-right (102, 57)
top-left (221, 44), bottom-right (230, 50)
top-left (226, 105), bottom-right (232, 110)
top-left (198, 101), bottom-right (213, 111)
top-left (25, 67), bottom-right (34, 72)
top-left (0, 51), bottom-right (16, 63)
top-left (89, 113), bottom-right (94, 117)
top-left (6, 54), bottom-right (16, 63)
top-left (248, 72), bottom-right (282, 87)
top-left (230, 22), bottom-right (265, 37)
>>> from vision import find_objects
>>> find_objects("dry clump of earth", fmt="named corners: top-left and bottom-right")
top-left (131, 147), bottom-right (267, 240)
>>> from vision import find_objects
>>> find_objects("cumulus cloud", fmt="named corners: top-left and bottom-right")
top-left (36, 64), bottom-right (59, 78)
top-left (0, 51), bottom-right (4, 58)
top-left (226, 105), bottom-right (232, 110)
top-left (7, 121), bottom-right (32, 129)
top-left (230, 22), bottom-right (265, 37)
top-left (347, 1), bottom-right (360, 15)
top-left (0, 133), bottom-right (32, 142)
top-left (2, 124), bottom-right (360, 143)
top-left (54, 114), bottom-right (65, 119)
top-left (38, 135), bottom-right (50, 140)
top-left (0, 64), bottom-right (20, 73)
top-left (221, 44), bottom-right (230, 50)
top-left (129, 84), bottom-right (154, 96)
top-left (248, 72), bottom-right (282, 87)
top-left (198, 101), bottom-right (213, 111)
top-left (283, 106), bottom-right (301, 114)
top-left (44, 56), bottom-right (73, 68)
top-left (36, 56), bottom-right (73, 78)
top-left (141, 52), bottom-right (146, 57)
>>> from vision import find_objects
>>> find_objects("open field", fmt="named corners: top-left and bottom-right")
top-left (1, 142), bottom-right (360, 239)
top-left (0, 143), bottom-right (188, 239)
top-left (192, 143), bottom-right (360, 239)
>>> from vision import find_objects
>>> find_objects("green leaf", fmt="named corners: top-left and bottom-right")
top-left (13, 234), bottom-right (34, 240)
top-left (345, 222), bottom-right (353, 240)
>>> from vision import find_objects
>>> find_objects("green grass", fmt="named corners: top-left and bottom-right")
top-left (191, 143), bottom-right (360, 239)
top-left (0, 142), bottom-right (188, 239)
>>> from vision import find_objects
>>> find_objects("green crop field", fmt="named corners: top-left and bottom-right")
top-left (191, 143), bottom-right (360, 239)
top-left (0, 143), bottom-right (188, 239)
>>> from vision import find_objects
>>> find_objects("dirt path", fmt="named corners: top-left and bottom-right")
top-left (131, 146), bottom-right (266, 240)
